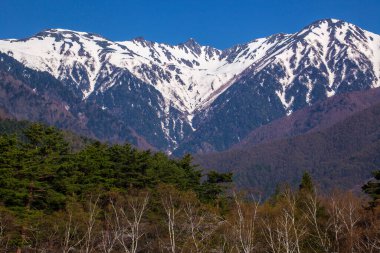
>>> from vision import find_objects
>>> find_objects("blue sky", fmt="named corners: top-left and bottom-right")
top-left (1, 0), bottom-right (379, 49)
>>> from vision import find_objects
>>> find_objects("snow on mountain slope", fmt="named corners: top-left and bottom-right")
top-left (249, 19), bottom-right (380, 112)
top-left (173, 19), bottom-right (380, 155)
top-left (1, 19), bottom-right (380, 153)
top-left (0, 29), bottom-right (106, 97)
top-left (1, 19), bottom-right (379, 117)
top-left (0, 28), bottom-right (287, 116)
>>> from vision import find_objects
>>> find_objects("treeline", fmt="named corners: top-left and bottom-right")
top-left (0, 122), bottom-right (379, 252)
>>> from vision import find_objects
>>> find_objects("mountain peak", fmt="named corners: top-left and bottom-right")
top-left (179, 38), bottom-right (202, 55)
top-left (33, 28), bottom-right (107, 41)
top-left (302, 18), bottom-right (355, 32)
top-left (36, 28), bottom-right (85, 36)
top-left (184, 38), bottom-right (199, 45)
top-left (309, 18), bottom-right (343, 26)
top-left (294, 18), bottom-right (368, 42)
top-left (132, 36), bottom-right (146, 42)
top-left (315, 18), bottom-right (341, 23)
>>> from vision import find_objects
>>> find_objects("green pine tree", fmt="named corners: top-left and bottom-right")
top-left (362, 170), bottom-right (380, 207)
top-left (299, 171), bottom-right (314, 194)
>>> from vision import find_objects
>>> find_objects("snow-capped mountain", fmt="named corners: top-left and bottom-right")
top-left (175, 19), bottom-right (380, 154)
top-left (0, 28), bottom-right (286, 115)
top-left (250, 18), bottom-right (380, 110)
top-left (0, 19), bottom-right (379, 153)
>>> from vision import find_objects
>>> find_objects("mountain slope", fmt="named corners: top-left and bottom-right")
top-left (0, 29), bottom-right (287, 115)
top-left (235, 87), bottom-right (380, 148)
top-left (195, 92), bottom-right (380, 195)
top-left (0, 52), bottom-right (146, 147)
top-left (175, 19), bottom-right (380, 154)
top-left (0, 19), bottom-right (379, 153)
top-left (0, 52), bottom-right (85, 131)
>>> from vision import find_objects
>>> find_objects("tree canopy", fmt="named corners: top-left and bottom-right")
top-left (0, 123), bottom-right (232, 216)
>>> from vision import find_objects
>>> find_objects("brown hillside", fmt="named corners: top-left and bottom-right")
top-left (196, 99), bottom-right (380, 195)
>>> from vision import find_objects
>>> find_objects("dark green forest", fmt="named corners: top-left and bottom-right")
top-left (0, 120), bottom-right (379, 252)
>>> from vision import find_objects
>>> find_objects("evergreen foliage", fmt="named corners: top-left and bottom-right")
top-left (0, 122), bottom-right (231, 215)
top-left (362, 170), bottom-right (380, 207)
top-left (0, 121), bottom-right (379, 252)
top-left (299, 171), bottom-right (314, 193)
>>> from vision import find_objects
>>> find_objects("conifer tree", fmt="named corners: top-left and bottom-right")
top-left (299, 171), bottom-right (314, 194)
top-left (362, 170), bottom-right (380, 207)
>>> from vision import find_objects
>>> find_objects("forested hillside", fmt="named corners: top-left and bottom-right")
top-left (196, 101), bottom-right (380, 195)
top-left (0, 121), bottom-right (379, 252)
top-left (234, 87), bottom-right (380, 149)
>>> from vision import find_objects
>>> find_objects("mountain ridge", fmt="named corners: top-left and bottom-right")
top-left (0, 18), bottom-right (379, 153)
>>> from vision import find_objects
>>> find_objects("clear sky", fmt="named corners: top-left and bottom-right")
top-left (1, 0), bottom-right (379, 49)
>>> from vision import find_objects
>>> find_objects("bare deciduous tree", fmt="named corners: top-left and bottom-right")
top-left (81, 195), bottom-right (100, 253)
top-left (0, 213), bottom-right (10, 252)
top-left (355, 232), bottom-right (380, 253)
top-left (183, 196), bottom-right (224, 253)
top-left (327, 192), bottom-right (361, 253)
top-left (262, 190), bottom-right (306, 253)
top-left (100, 201), bottom-right (120, 253)
top-left (62, 211), bottom-right (83, 253)
top-left (162, 193), bottom-right (181, 253)
top-left (303, 191), bottom-right (332, 253)
top-left (230, 192), bottom-right (260, 253)
top-left (116, 192), bottom-right (149, 253)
